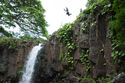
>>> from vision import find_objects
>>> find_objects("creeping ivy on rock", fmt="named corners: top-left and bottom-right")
top-left (57, 23), bottom-right (77, 63)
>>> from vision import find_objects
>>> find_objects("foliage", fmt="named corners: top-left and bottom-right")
top-left (110, 0), bottom-right (125, 42)
top-left (111, 40), bottom-right (125, 64)
top-left (17, 70), bottom-right (23, 76)
top-left (86, 0), bottom-right (109, 15)
top-left (59, 49), bottom-right (64, 60)
top-left (86, 0), bottom-right (108, 7)
top-left (110, 9), bottom-right (125, 42)
top-left (80, 49), bottom-right (90, 72)
top-left (77, 75), bottom-right (113, 83)
top-left (90, 21), bottom-right (96, 27)
top-left (97, 77), bottom-right (112, 83)
top-left (79, 75), bottom-right (112, 83)
top-left (65, 55), bottom-right (74, 63)
top-left (0, 26), bottom-right (12, 37)
top-left (0, 0), bottom-right (49, 38)
top-left (101, 3), bottom-right (111, 15)
top-left (57, 23), bottom-right (76, 63)
top-left (109, 0), bottom-right (125, 63)
top-left (75, 9), bottom-right (90, 33)
top-left (81, 22), bottom-right (88, 33)
top-left (0, 36), bottom-right (17, 50)
top-left (75, 11), bottom-right (84, 22)
top-left (86, 0), bottom-right (96, 7)
top-left (20, 34), bottom-right (46, 43)
top-left (75, 8), bottom-right (91, 22)
top-left (80, 75), bottom-right (96, 83)
top-left (0, 35), bottom-right (46, 51)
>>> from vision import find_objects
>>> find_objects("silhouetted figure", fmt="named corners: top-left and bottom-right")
top-left (64, 7), bottom-right (72, 16)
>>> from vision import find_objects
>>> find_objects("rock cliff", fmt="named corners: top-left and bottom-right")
top-left (0, 0), bottom-right (125, 83)
top-left (33, 3), bottom-right (125, 83)
top-left (0, 39), bottom-right (38, 83)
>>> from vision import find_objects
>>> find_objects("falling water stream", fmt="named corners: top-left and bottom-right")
top-left (19, 44), bottom-right (42, 83)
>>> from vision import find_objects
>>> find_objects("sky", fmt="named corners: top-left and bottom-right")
top-left (41, 0), bottom-right (87, 34)
top-left (2, 0), bottom-right (87, 37)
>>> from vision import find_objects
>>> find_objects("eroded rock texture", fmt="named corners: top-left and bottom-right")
top-left (0, 40), bottom-right (38, 83)
top-left (1, 1), bottom-right (125, 83)
top-left (33, 5), bottom-right (118, 83)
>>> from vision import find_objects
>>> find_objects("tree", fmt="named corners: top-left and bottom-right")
top-left (86, 0), bottom-right (108, 7)
top-left (0, 0), bottom-right (49, 39)
top-left (86, 0), bottom-right (96, 7)
top-left (110, 0), bottom-right (125, 41)
top-left (0, 27), bottom-right (12, 37)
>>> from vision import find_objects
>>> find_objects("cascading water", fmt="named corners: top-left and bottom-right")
top-left (19, 44), bottom-right (42, 83)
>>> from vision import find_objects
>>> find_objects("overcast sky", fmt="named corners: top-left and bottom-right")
top-left (41, 0), bottom-right (87, 34)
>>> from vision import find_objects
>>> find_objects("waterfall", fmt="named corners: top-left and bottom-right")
top-left (19, 44), bottom-right (42, 83)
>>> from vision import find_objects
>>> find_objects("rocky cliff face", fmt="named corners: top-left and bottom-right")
top-left (33, 4), bottom-right (125, 83)
top-left (0, 1), bottom-right (125, 83)
top-left (0, 40), bottom-right (38, 83)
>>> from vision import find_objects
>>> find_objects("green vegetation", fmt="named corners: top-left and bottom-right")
top-left (0, 0), bottom-right (49, 38)
top-left (59, 49), bottom-right (64, 60)
top-left (86, 0), bottom-right (108, 7)
top-left (81, 22), bottom-right (89, 33)
top-left (75, 11), bottom-right (84, 22)
top-left (85, 0), bottom-right (125, 65)
top-left (75, 9), bottom-right (90, 33)
top-left (0, 36), bottom-right (17, 50)
top-left (86, 0), bottom-right (111, 15)
top-left (101, 3), bottom-right (111, 15)
top-left (110, 0), bottom-right (125, 41)
top-left (0, 0), bottom-right (49, 50)
top-left (57, 23), bottom-right (77, 63)
top-left (80, 49), bottom-right (90, 72)
top-left (0, 0), bottom-right (124, 82)
top-left (17, 69), bottom-right (23, 76)
top-left (75, 8), bottom-right (91, 22)
top-left (20, 34), bottom-right (46, 43)
top-left (77, 75), bottom-right (112, 83)
top-left (90, 21), bottom-right (96, 27)
top-left (75, 0), bottom-right (111, 33)
top-left (57, 0), bottom-right (125, 79)
top-left (80, 75), bottom-right (96, 83)
top-left (0, 26), bottom-right (12, 37)
top-left (0, 34), bottom-right (46, 51)
top-left (97, 77), bottom-right (112, 83)
top-left (109, 0), bottom-right (125, 64)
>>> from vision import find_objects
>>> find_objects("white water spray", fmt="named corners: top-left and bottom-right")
top-left (19, 44), bottom-right (42, 83)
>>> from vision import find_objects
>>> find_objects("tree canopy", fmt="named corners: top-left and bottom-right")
top-left (86, 0), bottom-right (108, 7)
top-left (0, 0), bottom-right (49, 38)
top-left (110, 0), bottom-right (125, 42)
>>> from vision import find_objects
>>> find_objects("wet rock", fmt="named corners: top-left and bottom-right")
top-left (112, 73), bottom-right (125, 83)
